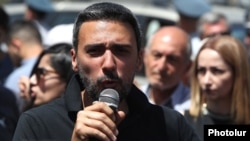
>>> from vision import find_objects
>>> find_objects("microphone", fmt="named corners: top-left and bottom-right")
top-left (89, 89), bottom-right (120, 141)
top-left (98, 88), bottom-right (120, 112)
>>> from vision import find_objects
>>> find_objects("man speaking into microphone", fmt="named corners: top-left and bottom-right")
top-left (13, 2), bottom-right (199, 141)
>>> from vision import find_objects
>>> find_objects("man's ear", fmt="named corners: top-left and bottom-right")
top-left (71, 48), bottom-right (78, 72)
top-left (12, 38), bottom-right (22, 50)
top-left (182, 60), bottom-right (193, 87)
top-left (136, 49), bottom-right (144, 72)
top-left (186, 60), bottom-right (192, 72)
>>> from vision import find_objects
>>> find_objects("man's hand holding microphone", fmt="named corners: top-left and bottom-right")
top-left (71, 89), bottom-right (126, 141)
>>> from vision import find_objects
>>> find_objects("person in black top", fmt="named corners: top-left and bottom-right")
top-left (0, 85), bottom-right (19, 141)
top-left (13, 2), bottom-right (200, 141)
top-left (0, 6), bottom-right (14, 84)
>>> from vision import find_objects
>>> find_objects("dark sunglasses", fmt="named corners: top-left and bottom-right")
top-left (34, 68), bottom-right (57, 81)
top-left (204, 30), bottom-right (231, 38)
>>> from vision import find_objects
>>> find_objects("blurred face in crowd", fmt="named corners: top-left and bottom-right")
top-left (29, 54), bottom-right (66, 106)
top-left (201, 19), bottom-right (230, 39)
top-left (143, 27), bottom-right (190, 91)
top-left (71, 20), bottom-right (142, 100)
top-left (197, 48), bottom-right (233, 102)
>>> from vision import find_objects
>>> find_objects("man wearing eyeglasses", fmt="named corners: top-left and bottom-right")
top-left (191, 11), bottom-right (230, 61)
top-left (197, 12), bottom-right (230, 40)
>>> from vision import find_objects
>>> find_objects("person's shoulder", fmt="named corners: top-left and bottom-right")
top-left (161, 106), bottom-right (184, 118)
top-left (161, 106), bottom-right (201, 141)
top-left (23, 97), bottom-right (66, 118)
top-left (136, 82), bottom-right (149, 94)
top-left (0, 85), bottom-right (19, 121)
top-left (4, 59), bottom-right (35, 86)
top-left (175, 99), bottom-right (191, 114)
top-left (148, 104), bottom-right (184, 120)
top-left (160, 105), bottom-right (191, 128)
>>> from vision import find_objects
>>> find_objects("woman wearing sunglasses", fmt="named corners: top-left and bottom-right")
top-left (19, 43), bottom-right (74, 112)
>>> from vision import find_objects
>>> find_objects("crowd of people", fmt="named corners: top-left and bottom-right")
top-left (1, 0), bottom-right (250, 141)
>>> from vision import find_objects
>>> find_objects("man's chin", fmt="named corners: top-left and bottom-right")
top-left (151, 82), bottom-right (171, 89)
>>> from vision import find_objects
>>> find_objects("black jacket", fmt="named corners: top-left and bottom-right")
top-left (0, 85), bottom-right (19, 141)
top-left (13, 74), bottom-right (200, 141)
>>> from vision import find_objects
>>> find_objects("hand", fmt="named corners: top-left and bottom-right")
top-left (19, 76), bottom-right (32, 106)
top-left (71, 102), bottom-right (126, 141)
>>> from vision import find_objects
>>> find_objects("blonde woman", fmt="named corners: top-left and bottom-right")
top-left (184, 35), bottom-right (250, 140)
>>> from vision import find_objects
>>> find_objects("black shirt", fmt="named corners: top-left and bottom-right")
top-left (184, 110), bottom-right (233, 141)
top-left (0, 85), bottom-right (19, 141)
top-left (13, 74), bottom-right (200, 141)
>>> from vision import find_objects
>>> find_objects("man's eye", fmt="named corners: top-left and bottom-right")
top-left (114, 47), bottom-right (129, 54)
top-left (111, 45), bottom-right (132, 56)
top-left (167, 55), bottom-right (179, 63)
top-left (86, 48), bottom-right (103, 56)
top-left (152, 52), bottom-right (162, 59)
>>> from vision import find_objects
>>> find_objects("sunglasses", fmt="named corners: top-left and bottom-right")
top-left (204, 30), bottom-right (231, 38)
top-left (34, 68), bottom-right (58, 81)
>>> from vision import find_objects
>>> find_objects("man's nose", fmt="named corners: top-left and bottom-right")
top-left (102, 50), bottom-right (116, 71)
top-left (157, 57), bottom-right (167, 71)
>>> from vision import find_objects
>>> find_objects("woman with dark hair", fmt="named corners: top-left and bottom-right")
top-left (19, 43), bottom-right (74, 111)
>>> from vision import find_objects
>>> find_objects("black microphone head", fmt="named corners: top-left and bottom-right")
top-left (99, 88), bottom-right (119, 111)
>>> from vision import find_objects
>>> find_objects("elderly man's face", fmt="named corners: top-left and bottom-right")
top-left (143, 27), bottom-right (190, 91)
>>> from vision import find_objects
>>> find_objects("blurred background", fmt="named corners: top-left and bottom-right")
top-left (2, 0), bottom-right (250, 43)
top-left (2, 0), bottom-right (250, 85)
top-left (1, 0), bottom-right (250, 44)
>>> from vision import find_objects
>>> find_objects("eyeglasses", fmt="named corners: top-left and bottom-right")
top-left (34, 68), bottom-right (58, 81)
top-left (203, 30), bottom-right (231, 39)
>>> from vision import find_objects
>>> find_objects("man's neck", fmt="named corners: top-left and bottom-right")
top-left (149, 85), bottom-right (177, 105)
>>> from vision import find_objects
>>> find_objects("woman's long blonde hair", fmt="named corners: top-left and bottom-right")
top-left (189, 36), bottom-right (250, 124)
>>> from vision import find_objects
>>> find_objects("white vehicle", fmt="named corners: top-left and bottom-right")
top-left (3, 0), bottom-right (179, 83)
top-left (3, 0), bottom-right (179, 47)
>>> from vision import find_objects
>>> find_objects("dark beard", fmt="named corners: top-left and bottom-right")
top-left (77, 63), bottom-right (132, 102)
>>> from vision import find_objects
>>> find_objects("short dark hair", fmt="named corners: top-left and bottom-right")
top-left (7, 20), bottom-right (42, 44)
top-left (72, 2), bottom-right (142, 52)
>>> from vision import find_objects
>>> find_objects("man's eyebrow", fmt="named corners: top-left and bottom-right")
top-left (111, 43), bottom-right (132, 48)
top-left (85, 43), bottom-right (105, 49)
top-left (85, 43), bottom-right (132, 48)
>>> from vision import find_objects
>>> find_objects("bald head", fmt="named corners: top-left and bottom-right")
top-left (146, 26), bottom-right (191, 60)
top-left (153, 26), bottom-right (189, 39)
top-left (143, 26), bottom-right (191, 92)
